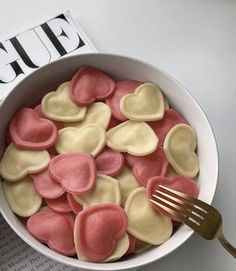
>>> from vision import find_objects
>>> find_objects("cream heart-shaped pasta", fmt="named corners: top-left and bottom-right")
top-left (120, 83), bottom-right (165, 121)
top-left (164, 124), bottom-right (199, 178)
top-left (0, 143), bottom-right (50, 181)
top-left (106, 120), bottom-right (158, 156)
top-left (55, 124), bottom-right (106, 156)
top-left (124, 187), bottom-right (173, 245)
top-left (41, 82), bottom-right (87, 122)
top-left (64, 102), bottom-right (111, 130)
top-left (115, 166), bottom-right (140, 206)
top-left (3, 176), bottom-right (42, 217)
top-left (104, 233), bottom-right (129, 262)
top-left (74, 174), bottom-right (121, 208)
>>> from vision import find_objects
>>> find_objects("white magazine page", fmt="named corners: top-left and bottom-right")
top-left (0, 10), bottom-right (96, 101)
top-left (0, 11), bottom-right (96, 271)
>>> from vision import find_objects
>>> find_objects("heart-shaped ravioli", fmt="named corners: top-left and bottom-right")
top-left (148, 109), bottom-right (187, 145)
top-left (26, 209), bottom-right (75, 256)
top-left (9, 108), bottom-right (58, 150)
top-left (49, 153), bottom-right (96, 195)
top-left (106, 80), bottom-right (142, 121)
top-left (95, 147), bottom-right (124, 176)
top-left (106, 120), bottom-right (158, 156)
top-left (45, 193), bottom-right (72, 213)
top-left (115, 166), bottom-right (140, 206)
top-left (146, 176), bottom-right (199, 220)
top-left (64, 102), bottom-right (111, 130)
top-left (125, 146), bottom-right (169, 186)
top-left (55, 124), bottom-right (106, 156)
top-left (124, 187), bottom-right (172, 245)
top-left (0, 143), bottom-right (50, 182)
top-left (76, 233), bottom-right (129, 262)
top-left (74, 203), bottom-right (128, 262)
top-left (3, 176), bottom-right (42, 217)
top-left (69, 66), bottom-right (115, 105)
top-left (74, 174), bottom-right (121, 208)
top-left (41, 82), bottom-right (87, 122)
top-left (164, 124), bottom-right (199, 178)
top-left (31, 168), bottom-right (64, 199)
top-left (120, 83), bottom-right (165, 121)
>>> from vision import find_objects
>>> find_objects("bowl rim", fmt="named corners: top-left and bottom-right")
top-left (0, 52), bottom-right (219, 270)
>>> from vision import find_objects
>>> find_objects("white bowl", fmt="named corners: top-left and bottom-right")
top-left (0, 53), bottom-right (218, 271)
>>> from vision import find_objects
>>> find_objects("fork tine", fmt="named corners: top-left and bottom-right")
top-left (158, 185), bottom-right (212, 213)
top-left (153, 192), bottom-right (203, 224)
top-left (150, 198), bottom-right (199, 230)
top-left (150, 198), bottom-right (184, 221)
top-left (154, 188), bottom-right (207, 219)
top-left (152, 193), bottom-right (202, 224)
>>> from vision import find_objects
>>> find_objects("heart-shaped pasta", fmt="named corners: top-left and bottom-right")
top-left (9, 108), bottom-right (58, 150)
top-left (124, 187), bottom-right (173, 245)
top-left (120, 83), bottom-right (164, 121)
top-left (74, 204), bottom-right (128, 262)
top-left (74, 174), bottom-right (121, 208)
top-left (64, 102), bottom-right (111, 130)
top-left (0, 143), bottom-right (50, 181)
top-left (106, 120), bottom-right (158, 156)
top-left (115, 166), bottom-right (140, 206)
top-left (55, 124), bottom-right (106, 156)
top-left (69, 66), bottom-right (115, 105)
top-left (76, 233), bottom-right (129, 262)
top-left (95, 147), bottom-right (124, 176)
top-left (41, 82), bottom-right (87, 122)
top-left (164, 124), bottom-right (199, 178)
top-left (26, 209), bottom-right (75, 256)
top-left (3, 176), bottom-right (42, 217)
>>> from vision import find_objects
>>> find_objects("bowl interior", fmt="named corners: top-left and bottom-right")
top-left (0, 54), bottom-right (218, 271)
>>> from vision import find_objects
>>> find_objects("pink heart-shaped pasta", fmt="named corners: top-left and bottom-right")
top-left (44, 193), bottom-right (72, 213)
top-left (106, 80), bottom-right (142, 120)
top-left (74, 203), bottom-right (128, 262)
top-left (95, 147), bottom-right (124, 176)
top-left (146, 176), bottom-right (199, 220)
top-left (125, 147), bottom-right (169, 186)
top-left (69, 66), bottom-right (115, 105)
top-left (67, 193), bottom-right (83, 214)
top-left (148, 109), bottom-right (187, 145)
top-left (9, 108), bottom-right (58, 150)
top-left (34, 104), bottom-right (63, 130)
top-left (26, 209), bottom-right (75, 256)
top-left (49, 153), bottom-right (96, 194)
top-left (31, 168), bottom-right (64, 199)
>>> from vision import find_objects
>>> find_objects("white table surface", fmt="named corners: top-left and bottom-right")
top-left (0, 0), bottom-right (236, 270)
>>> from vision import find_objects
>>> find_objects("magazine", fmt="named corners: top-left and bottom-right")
top-left (0, 11), bottom-right (96, 101)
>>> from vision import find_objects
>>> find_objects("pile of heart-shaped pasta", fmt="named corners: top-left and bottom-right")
top-left (0, 66), bottom-right (199, 262)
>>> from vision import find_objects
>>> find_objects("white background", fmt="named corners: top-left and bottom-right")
top-left (0, 0), bottom-right (236, 270)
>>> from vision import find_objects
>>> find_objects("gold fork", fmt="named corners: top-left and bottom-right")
top-left (150, 185), bottom-right (236, 258)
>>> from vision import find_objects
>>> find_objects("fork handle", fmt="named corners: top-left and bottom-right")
top-left (217, 229), bottom-right (236, 258)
